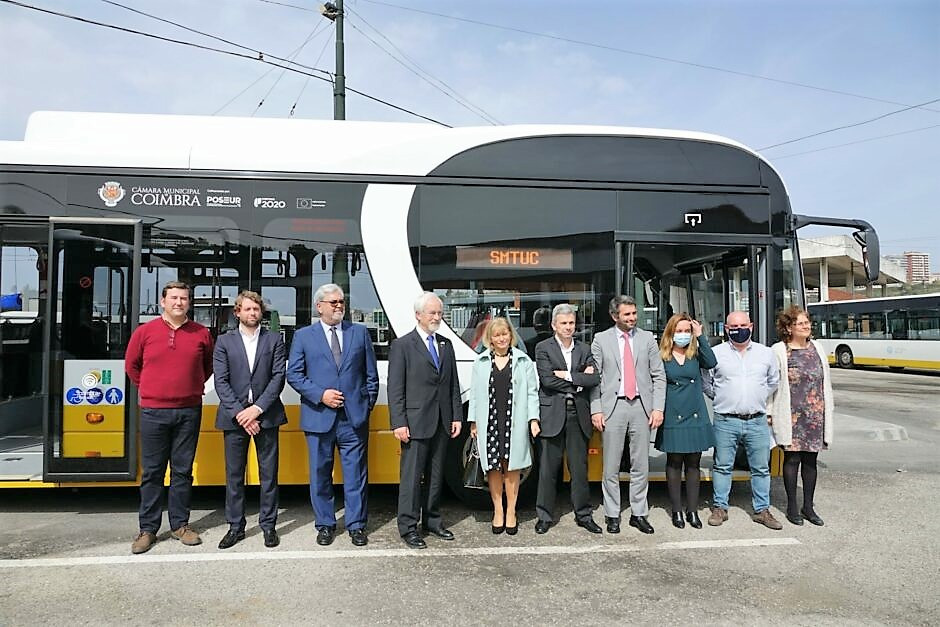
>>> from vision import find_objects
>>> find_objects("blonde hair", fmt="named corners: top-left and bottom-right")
top-left (659, 312), bottom-right (699, 361)
top-left (482, 317), bottom-right (519, 350)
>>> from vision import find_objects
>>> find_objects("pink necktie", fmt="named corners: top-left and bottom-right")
top-left (622, 332), bottom-right (637, 399)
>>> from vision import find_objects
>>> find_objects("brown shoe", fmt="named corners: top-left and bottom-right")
top-left (131, 531), bottom-right (157, 554)
top-left (170, 525), bottom-right (202, 545)
top-left (752, 509), bottom-right (783, 530)
top-left (707, 507), bottom-right (728, 527)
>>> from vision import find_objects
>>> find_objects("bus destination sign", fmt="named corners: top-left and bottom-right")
top-left (456, 246), bottom-right (573, 270)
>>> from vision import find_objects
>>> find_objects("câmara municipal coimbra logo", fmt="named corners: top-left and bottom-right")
top-left (98, 181), bottom-right (125, 207)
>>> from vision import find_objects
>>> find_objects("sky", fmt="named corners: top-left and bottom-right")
top-left (1, 0), bottom-right (938, 271)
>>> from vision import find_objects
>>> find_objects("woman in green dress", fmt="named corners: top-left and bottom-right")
top-left (654, 313), bottom-right (717, 529)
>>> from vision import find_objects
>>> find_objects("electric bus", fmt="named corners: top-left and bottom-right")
top-left (0, 112), bottom-right (880, 502)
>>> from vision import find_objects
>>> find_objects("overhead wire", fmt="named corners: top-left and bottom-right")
top-left (2, 0), bottom-right (451, 126)
top-left (360, 0), bottom-right (940, 115)
top-left (769, 124), bottom-right (940, 160)
top-left (758, 97), bottom-right (940, 151)
top-left (344, 4), bottom-right (501, 125)
top-left (252, 22), bottom-right (329, 116)
top-left (290, 29), bottom-right (336, 117)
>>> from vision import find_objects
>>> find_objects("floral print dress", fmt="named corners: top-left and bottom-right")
top-left (785, 346), bottom-right (827, 452)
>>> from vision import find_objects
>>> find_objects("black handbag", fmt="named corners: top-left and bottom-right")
top-left (462, 438), bottom-right (487, 490)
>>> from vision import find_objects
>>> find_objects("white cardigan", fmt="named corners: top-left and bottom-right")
top-left (768, 340), bottom-right (834, 447)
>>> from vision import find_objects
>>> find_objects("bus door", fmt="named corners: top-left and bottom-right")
top-left (44, 218), bottom-right (141, 481)
top-left (0, 220), bottom-right (49, 480)
top-left (618, 238), bottom-right (766, 343)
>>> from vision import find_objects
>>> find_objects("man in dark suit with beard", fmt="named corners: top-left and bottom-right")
top-left (387, 292), bottom-right (463, 549)
top-left (534, 304), bottom-right (601, 534)
top-left (213, 290), bottom-right (286, 549)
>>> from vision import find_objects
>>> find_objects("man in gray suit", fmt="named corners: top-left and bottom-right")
top-left (213, 290), bottom-right (286, 549)
top-left (590, 295), bottom-right (665, 534)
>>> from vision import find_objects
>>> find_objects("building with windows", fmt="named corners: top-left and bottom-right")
top-left (902, 251), bottom-right (931, 283)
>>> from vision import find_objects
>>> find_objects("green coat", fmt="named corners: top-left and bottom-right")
top-left (654, 337), bottom-right (718, 453)
top-left (467, 347), bottom-right (539, 472)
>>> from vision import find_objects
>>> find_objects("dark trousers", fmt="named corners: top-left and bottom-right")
top-left (305, 409), bottom-right (369, 531)
top-left (536, 402), bottom-right (592, 523)
top-left (224, 426), bottom-right (280, 532)
top-left (397, 422), bottom-right (448, 536)
top-left (139, 406), bottom-right (201, 533)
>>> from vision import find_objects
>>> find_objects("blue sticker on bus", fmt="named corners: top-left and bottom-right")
top-left (85, 388), bottom-right (104, 404)
top-left (66, 387), bottom-right (85, 404)
top-left (105, 388), bottom-right (124, 404)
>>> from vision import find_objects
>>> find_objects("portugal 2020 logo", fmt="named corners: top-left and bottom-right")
top-left (98, 181), bottom-right (125, 207)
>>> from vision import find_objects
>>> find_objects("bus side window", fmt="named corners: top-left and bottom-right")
top-left (887, 310), bottom-right (907, 340)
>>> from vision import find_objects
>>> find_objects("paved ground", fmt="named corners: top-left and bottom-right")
top-left (0, 368), bottom-right (937, 625)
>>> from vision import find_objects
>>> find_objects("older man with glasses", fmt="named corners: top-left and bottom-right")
top-left (287, 283), bottom-right (378, 547)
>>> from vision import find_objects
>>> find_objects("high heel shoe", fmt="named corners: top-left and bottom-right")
top-left (506, 524), bottom-right (518, 536)
top-left (671, 511), bottom-right (685, 529)
top-left (492, 524), bottom-right (505, 535)
top-left (685, 510), bottom-right (702, 529)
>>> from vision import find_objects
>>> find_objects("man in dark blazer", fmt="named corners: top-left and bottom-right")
top-left (388, 292), bottom-right (463, 549)
top-left (287, 284), bottom-right (378, 547)
top-left (213, 290), bottom-right (286, 550)
top-left (534, 303), bottom-right (601, 534)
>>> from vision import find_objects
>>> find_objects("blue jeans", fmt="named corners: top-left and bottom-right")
top-left (711, 413), bottom-right (771, 513)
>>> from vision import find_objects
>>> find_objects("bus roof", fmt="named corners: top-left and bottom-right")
top-left (0, 111), bottom-right (778, 181)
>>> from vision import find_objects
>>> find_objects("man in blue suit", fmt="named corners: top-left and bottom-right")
top-left (213, 290), bottom-right (286, 550)
top-left (287, 283), bottom-right (378, 547)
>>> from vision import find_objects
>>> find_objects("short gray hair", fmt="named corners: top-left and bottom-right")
top-left (609, 295), bottom-right (636, 315)
top-left (551, 303), bottom-right (577, 323)
top-left (315, 283), bottom-right (344, 304)
top-left (413, 291), bottom-right (442, 314)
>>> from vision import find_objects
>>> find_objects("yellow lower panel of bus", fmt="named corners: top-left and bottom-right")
top-left (63, 431), bottom-right (124, 458)
top-left (63, 405), bottom-right (125, 431)
top-left (855, 357), bottom-right (940, 370)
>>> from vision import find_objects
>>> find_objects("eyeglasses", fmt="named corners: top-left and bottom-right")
top-left (320, 299), bottom-right (345, 307)
top-left (793, 321), bottom-right (812, 327)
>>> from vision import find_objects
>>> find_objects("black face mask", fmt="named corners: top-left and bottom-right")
top-left (727, 327), bottom-right (751, 344)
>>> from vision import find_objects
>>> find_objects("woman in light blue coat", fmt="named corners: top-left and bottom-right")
top-left (468, 318), bottom-right (540, 535)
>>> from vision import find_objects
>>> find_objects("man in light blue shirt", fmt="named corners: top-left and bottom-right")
top-left (707, 311), bottom-right (781, 530)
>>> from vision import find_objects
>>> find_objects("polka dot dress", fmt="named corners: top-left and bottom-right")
top-left (486, 351), bottom-right (513, 470)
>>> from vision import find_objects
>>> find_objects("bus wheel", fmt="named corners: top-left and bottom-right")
top-left (836, 346), bottom-right (854, 368)
top-left (444, 430), bottom-right (540, 510)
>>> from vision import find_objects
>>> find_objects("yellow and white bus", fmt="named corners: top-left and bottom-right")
top-left (0, 112), bottom-right (881, 500)
top-left (809, 293), bottom-right (940, 371)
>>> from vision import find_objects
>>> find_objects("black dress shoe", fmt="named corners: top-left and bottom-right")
top-left (423, 527), bottom-right (455, 541)
top-left (534, 520), bottom-right (553, 534)
top-left (316, 526), bottom-right (335, 546)
top-left (263, 529), bottom-right (279, 548)
top-left (492, 525), bottom-right (505, 535)
top-left (801, 508), bottom-right (824, 526)
top-left (605, 516), bottom-right (621, 534)
top-left (629, 515), bottom-right (655, 534)
top-left (786, 512), bottom-right (804, 526)
top-left (402, 531), bottom-right (427, 549)
top-left (505, 524), bottom-right (518, 536)
top-left (671, 511), bottom-right (685, 529)
top-left (576, 517), bottom-right (603, 534)
top-left (349, 529), bottom-right (368, 546)
top-left (217, 528), bottom-right (245, 550)
top-left (686, 511), bottom-right (703, 529)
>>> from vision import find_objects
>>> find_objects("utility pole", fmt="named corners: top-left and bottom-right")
top-left (320, 1), bottom-right (345, 120)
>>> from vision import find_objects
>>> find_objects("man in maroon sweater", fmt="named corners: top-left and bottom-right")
top-left (125, 281), bottom-right (213, 554)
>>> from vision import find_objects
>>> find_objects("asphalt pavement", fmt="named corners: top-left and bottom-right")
top-left (0, 367), bottom-right (937, 625)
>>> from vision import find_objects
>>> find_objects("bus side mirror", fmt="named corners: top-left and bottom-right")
top-left (853, 228), bottom-right (880, 283)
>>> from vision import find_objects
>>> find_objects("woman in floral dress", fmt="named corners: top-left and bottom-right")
top-left (769, 305), bottom-right (834, 526)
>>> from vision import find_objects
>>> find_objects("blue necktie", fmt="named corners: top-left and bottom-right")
top-left (427, 334), bottom-right (440, 370)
